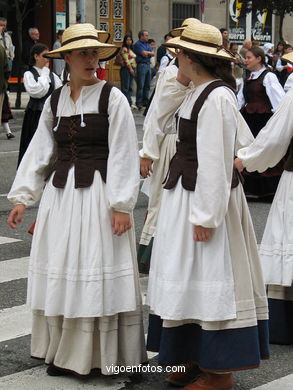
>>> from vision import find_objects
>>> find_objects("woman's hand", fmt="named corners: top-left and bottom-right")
top-left (140, 157), bottom-right (153, 178)
top-left (129, 67), bottom-right (135, 76)
top-left (7, 204), bottom-right (26, 229)
top-left (112, 211), bottom-right (132, 236)
top-left (234, 157), bottom-right (244, 173)
top-left (193, 226), bottom-right (213, 242)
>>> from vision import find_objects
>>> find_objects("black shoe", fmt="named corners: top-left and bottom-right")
top-left (6, 133), bottom-right (15, 139)
top-left (46, 364), bottom-right (70, 376)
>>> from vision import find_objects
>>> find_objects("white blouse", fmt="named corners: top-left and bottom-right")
top-left (237, 66), bottom-right (285, 112)
top-left (8, 81), bottom-right (139, 213)
top-left (23, 66), bottom-right (62, 98)
top-left (237, 89), bottom-right (293, 172)
top-left (140, 63), bottom-right (191, 160)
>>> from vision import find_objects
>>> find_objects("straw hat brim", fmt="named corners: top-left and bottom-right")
top-left (44, 39), bottom-right (119, 61)
top-left (170, 27), bottom-right (184, 38)
top-left (164, 36), bottom-right (235, 61)
top-left (282, 51), bottom-right (293, 64)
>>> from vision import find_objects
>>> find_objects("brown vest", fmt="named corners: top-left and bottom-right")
top-left (49, 82), bottom-right (114, 188)
top-left (284, 138), bottom-right (293, 172)
top-left (163, 80), bottom-right (240, 191)
top-left (243, 70), bottom-right (272, 114)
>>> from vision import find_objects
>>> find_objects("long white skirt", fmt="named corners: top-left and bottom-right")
top-left (147, 182), bottom-right (268, 329)
top-left (260, 171), bottom-right (293, 287)
top-left (27, 168), bottom-right (139, 317)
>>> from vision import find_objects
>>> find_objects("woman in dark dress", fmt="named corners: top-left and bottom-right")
top-left (17, 43), bottom-right (62, 166)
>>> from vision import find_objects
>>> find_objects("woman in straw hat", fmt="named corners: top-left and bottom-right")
top-left (235, 50), bottom-right (293, 347)
top-left (138, 18), bottom-right (201, 274)
top-left (7, 23), bottom-right (147, 377)
top-left (146, 22), bottom-right (269, 390)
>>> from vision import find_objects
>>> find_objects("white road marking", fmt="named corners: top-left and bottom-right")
top-left (0, 304), bottom-right (31, 343)
top-left (252, 374), bottom-right (293, 389)
top-left (0, 256), bottom-right (29, 283)
top-left (0, 236), bottom-right (22, 245)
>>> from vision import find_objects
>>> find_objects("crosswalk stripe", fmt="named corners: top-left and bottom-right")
top-left (0, 236), bottom-right (22, 245)
top-left (0, 366), bottom-right (130, 389)
top-left (0, 257), bottom-right (29, 283)
top-left (252, 374), bottom-right (293, 389)
top-left (0, 304), bottom-right (31, 343)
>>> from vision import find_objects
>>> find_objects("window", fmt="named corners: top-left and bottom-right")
top-left (172, 1), bottom-right (200, 29)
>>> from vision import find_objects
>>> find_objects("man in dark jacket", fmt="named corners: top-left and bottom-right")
top-left (22, 27), bottom-right (39, 70)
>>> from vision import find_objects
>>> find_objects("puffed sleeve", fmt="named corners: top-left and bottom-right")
top-left (106, 87), bottom-right (140, 213)
top-left (140, 64), bottom-right (190, 160)
top-left (53, 72), bottom-right (63, 89)
top-left (263, 71), bottom-right (285, 112)
top-left (189, 88), bottom-right (238, 228)
top-left (284, 73), bottom-right (293, 93)
top-left (8, 97), bottom-right (56, 206)
top-left (24, 67), bottom-right (53, 98)
top-left (237, 90), bottom-right (293, 172)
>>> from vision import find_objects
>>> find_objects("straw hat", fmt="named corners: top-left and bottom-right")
top-left (282, 51), bottom-right (293, 64)
top-left (170, 18), bottom-right (202, 38)
top-left (96, 30), bottom-right (110, 43)
top-left (165, 22), bottom-right (235, 61)
top-left (45, 23), bottom-right (119, 61)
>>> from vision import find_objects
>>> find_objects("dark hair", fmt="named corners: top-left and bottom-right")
top-left (164, 33), bottom-right (171, 40)
top-left (57, 29), bottom-right (64, 38)
top-left (122, 34), bottom-right (133, 49)
top-left (284, 44), bottom-right (292, 51)
top-left (220, 28), bottom-right (227, 34)
top-left (229, 42), bottom-right (238, 50)
top-left (138, 30), bottom-right (147, 39)
top-left (274, 41), bottom-right (286, 55)
top-left (182, 49), bottom-right (236, 90)
top-left (29, 43), bottom-right (49, 67)
top-left (148, 39), bottom-right (155, 44)
top-left (247, 47), bottom-right (266, 65)
top-left (0, 17), bottom-right (7, 22)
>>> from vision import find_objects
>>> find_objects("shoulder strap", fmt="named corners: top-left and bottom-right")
top-left (190, 80), bottom-right (235, 122)
top-left (50, 86), bottom-right (63, 117)
top-left (99, 82), bottom-right (114, 114)
top-left (257, 69), bottom-right (270, 82)
top-left (30, 67), bottom-right (39, 82)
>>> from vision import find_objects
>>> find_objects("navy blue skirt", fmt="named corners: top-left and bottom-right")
top-left (147, 314), bottom-right (270, 371)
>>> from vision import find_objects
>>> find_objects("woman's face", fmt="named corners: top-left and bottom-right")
top-left (34, 50), bottom-right (49, 68)
top-left (277, 43), bottom-right (284, 52)
top-left (245, 51), bottom-right (262, 71)
top-left (65, 49), bottom-right (99, 81)
top-left (176, 49), bottom-right (194, 78)
top-left (126, 37), bottom-right (132, 47)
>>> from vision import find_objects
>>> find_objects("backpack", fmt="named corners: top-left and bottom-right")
top-left (114, 48), bottom-right (124, 66)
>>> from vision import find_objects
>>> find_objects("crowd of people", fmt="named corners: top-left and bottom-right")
top-left (2, 17), bottom-right (293, 390)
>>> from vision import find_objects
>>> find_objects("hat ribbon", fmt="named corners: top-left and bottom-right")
top-left (62, 35), bottom-right (99, 46)
top-left (181, 35), bottom-right (222, 50)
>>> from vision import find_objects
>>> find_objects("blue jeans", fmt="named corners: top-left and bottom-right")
top-left (120, 66), bottom-right (134, 106)
top-left (136, 63), bottom-right (151, 106)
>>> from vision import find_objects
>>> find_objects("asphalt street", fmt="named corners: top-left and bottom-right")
top-left (0, 93), bottom-right (292, 389)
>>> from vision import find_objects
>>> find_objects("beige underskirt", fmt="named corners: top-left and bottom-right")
top-left (31, 308), bottom-right (148, 375)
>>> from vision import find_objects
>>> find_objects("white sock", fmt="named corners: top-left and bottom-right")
top-left (2, 122), bottom-right (11, 134)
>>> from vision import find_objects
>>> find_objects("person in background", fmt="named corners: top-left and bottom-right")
top-left (52, 30), bottom-right (65, 77)
top-left (230, 42), bottom-right (244, 92)
top-left (238, 46), bottom-right (285, 200)
top-left (22, 27), bottom-right (40, 70)
top-left (276, 44), bottom-right (293, 87)
top-left (219, 27), bottom-right (229, 41)
top-left (156, 33), bottom-right (172, 67)
top-left (0, 18), bottom-right (15, 139)
top-left (263, 43), bottom-right (274, 69)
top-left (96, 30), bottom-right (111, 80)
top-left (120, 34), bottom-right (136, 106)
top-left (235, 50), bottom-right (293, 345)
top-left (272, 40), bottom-right (285, 72)
top-left (240, 39), bottom-right (252, 59)
top-left (0, 17), bottom-right (14, 72)
top-left (18, 43), bottom-right (62, 165)
top-left (133, 30), bottom-right (154, 110)
top-left (0, 44), bottom-right (9, 138)
top-left (148, 39), bottom-right (157, 79)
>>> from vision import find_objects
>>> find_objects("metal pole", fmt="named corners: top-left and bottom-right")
top-left (77, 0), bottom-right (86, 23)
